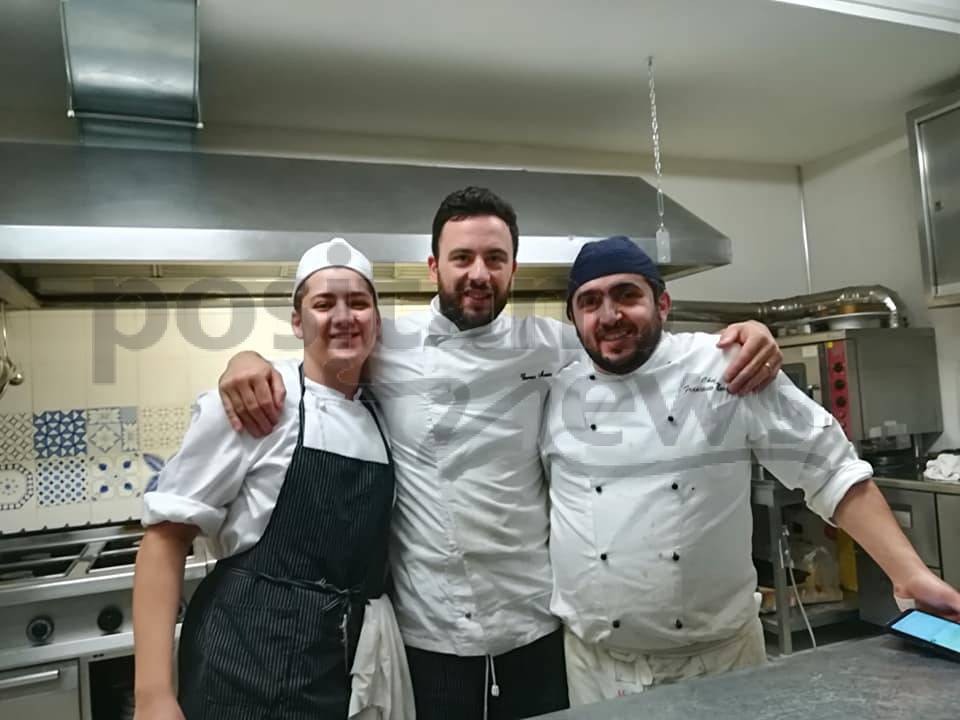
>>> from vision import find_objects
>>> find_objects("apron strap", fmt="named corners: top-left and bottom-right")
top-left (361, 395), bottom-right (393, 467)
top-left (296, 362), bottom-right (307, 446)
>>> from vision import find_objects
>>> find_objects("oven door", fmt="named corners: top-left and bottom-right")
top-left (0, 661), bottom-right (80, 720)
top-left (780, 344), bottom-right (824, 404)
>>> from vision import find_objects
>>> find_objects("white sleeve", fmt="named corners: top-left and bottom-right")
top-left (745, 373), bottom-right (873, 524)
top-left (141, 390), bottom-right (258, 537)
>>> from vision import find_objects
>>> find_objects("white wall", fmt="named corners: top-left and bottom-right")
top-left (802, 134), bottom-right (960, 450)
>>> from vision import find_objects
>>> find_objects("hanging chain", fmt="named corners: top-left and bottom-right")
top-left (648, 55), bottom-right (666, 233)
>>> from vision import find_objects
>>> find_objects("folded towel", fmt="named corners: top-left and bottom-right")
top-left (924, 453), bottom-right (960, 484)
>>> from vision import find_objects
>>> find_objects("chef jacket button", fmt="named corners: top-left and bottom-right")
top-left (589, 374), bottom-right (596, 381)
top-left (667, 415), bottom-right (675, 423)
top-left (671, 482), bottom-right (679, 490)
top-left (595, 486), bottom-right (603, 494)
top-left (600, 553), bottom-right (608, 561)
top-left (590, 423), bottom-right (597, 431)
top-left (464, 612), bottom-right (472, 620)
top-left (672, 552), bottom-right (680, 562)
top-left (675, 619), bottom-right (683, 629)
top-left (612, 620), bottom-right (621, 629)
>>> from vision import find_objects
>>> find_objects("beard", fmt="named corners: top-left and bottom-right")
top-left (579, 315), bottom-right (664, 375)
top-left (437, 274), bottom-right (510, 331)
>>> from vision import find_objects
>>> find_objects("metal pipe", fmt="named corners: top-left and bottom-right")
top-left (670, 285), bottom-right (907, 328)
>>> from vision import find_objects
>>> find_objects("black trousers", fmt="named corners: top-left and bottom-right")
top-left (405, 628), bottom-right (570, 720)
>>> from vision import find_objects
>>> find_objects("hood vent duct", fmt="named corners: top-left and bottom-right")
top-left (59, 0), bottom-right (202, 148)
top-left (0, 141), bottom-right (732, 306)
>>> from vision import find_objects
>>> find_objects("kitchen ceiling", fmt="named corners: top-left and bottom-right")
top-left (0, 0), bottom-right (958, 165)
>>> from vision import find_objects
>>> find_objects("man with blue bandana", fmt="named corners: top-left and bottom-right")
top-left (543, 236), bottom-right (960, 705)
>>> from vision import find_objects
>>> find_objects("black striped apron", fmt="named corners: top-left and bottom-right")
top-left (176, 365), bottom-right (395, 720)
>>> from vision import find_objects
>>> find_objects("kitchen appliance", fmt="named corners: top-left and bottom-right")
top-left (0, 524), bottom-right (211, 720)
top-left (777, 327), bottom-right (942, 461)
top-left (0, 139), bottom-right (732, 308)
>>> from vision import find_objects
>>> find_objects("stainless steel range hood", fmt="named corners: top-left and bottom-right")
top-left (0, 141), bottom-right (731, 306)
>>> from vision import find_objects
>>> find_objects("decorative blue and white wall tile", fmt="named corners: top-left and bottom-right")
top-left (89, 455), bottom-right (140, 501)
top-left (0, 461), bottom-right (38, 533)
top-left (33, 409), bottom-right (87, 458)
top-left (139, 406), bottom-right (191, 452)
top-left (141, 452), bottom-right (172, 494)
top-left (37, 456), bottom-right (87, 506)
top-left (89, 453), bottom-right (142, 524)
top-left (0, 462), bottom-right (35, 511)
top-left (0, 413), bottom-right (35, 462)
top-left (85, 406), bottom-right (139, 454)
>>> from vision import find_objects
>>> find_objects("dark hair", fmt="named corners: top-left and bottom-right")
top-left (431, 186), bottom-right (519, 259)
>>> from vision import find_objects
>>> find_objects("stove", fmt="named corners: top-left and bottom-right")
top-left (0, 523), bottom-right (211, 673)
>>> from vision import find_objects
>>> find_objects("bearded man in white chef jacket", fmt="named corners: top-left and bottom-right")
top-left (214, 188), bottom-right (787, 720)
top-left (541, 235), bottom-right (960, 706)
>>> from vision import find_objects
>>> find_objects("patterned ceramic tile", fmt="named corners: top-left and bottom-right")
top-left (139, 406), bottom-right (192, 451)
top-left (85, 406), bottom-right (138, 455)
top-left (89, 454), bottom-right (141, 501)
top-left (0, 413), bottom-right (34, 462)
top-left (33, 410), bottom-right (86, 458)
top-left (142, 452), bottom-right (170, 494)
top-left (87, 407), bottom-right (121, 425)
top-left (37, 456), bottom-right (87, 506)
top-left (0, 462), bottom-right (35, 511)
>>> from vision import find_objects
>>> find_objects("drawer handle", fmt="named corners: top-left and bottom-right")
top-left (889, 504), bottom-right (913, 530)
top-left (0, 669), bottom-right (60, 691)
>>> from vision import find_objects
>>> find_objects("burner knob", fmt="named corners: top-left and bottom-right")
top-left (26, 616), bottom-right (54, 645)
top-left (97, 606), bottom-right (124, 634)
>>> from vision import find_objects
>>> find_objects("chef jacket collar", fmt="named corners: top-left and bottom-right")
top-left (426, 295), bottom-right (511, 341)
top-left (587, 331), bottom-right (675, 381)
top-left (303, 373), bottom-right (363, 402)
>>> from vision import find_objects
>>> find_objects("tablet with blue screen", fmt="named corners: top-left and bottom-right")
top-left (887, 608), bottom-right (960, 661)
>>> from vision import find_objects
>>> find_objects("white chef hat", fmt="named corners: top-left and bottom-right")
top-left (292, 237), bottom-right (377, 304)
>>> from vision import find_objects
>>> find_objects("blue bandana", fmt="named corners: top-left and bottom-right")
top-left (566, 236), bottom-right (662, 316)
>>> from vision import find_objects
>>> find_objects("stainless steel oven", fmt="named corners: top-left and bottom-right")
top-left (0, 524), bottom-right (212, 720)
top-left (778, 328), bottom-right (942, 453)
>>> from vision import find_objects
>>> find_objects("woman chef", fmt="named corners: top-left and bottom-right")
top-left (132, 238), bottom-right (396, 719)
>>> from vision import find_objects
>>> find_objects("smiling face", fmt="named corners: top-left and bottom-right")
top-left (571, 272), bottom-right (671, 375)
top-left (428, 214), bottom-right (517, 331)
top-left (292, 267), bottom-right (380, 374)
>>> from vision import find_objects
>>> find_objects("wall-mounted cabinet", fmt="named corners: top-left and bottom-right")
top-left (908, 90), bottom-right (960, 307)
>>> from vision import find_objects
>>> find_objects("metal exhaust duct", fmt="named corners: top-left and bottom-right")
top-left (59, 0), bottom-right (202, 147)
top-left (671, 285), bottom-right (908, 329)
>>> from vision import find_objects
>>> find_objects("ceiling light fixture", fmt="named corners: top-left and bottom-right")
top-left (771, 0), bottom-right (960, 34)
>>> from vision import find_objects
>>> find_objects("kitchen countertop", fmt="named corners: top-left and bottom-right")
top-left (873, 476), bottom-right (960, 496)
top-left (538, 635), bottom-right (959, 720)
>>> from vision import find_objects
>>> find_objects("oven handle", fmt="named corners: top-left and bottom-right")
top-left (0, 668), bottom-right (61, 692)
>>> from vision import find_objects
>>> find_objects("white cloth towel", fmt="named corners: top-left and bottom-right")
top-left (349, 595), bottom-right (416, 720)
top-left (924, 453), bottom-right (960, 484)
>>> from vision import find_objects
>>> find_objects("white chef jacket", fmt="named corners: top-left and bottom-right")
top-left (270, 297), bottom-right (581, 656)
top-left (142, 361), bottom-right (390, 559)
top-left (540, 331), bottom-right (873, 652)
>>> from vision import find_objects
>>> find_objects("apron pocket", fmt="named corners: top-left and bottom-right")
top-left (203, 603), bottom-right (297, 707)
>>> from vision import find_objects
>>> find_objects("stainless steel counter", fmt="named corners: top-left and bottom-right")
top-left (874, 476), bottom-right (960, 496)
top-left (539, 635), bottom-right (959, 719)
